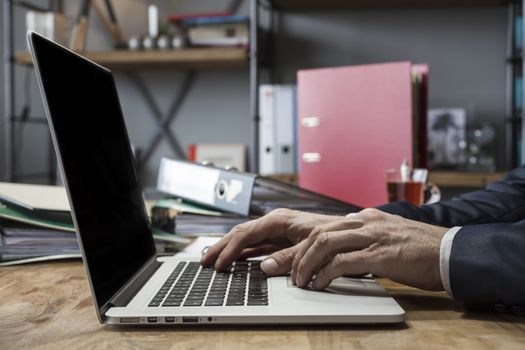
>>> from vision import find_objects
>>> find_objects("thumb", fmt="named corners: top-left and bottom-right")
top-left (260, 244), bottom-right (300, 276)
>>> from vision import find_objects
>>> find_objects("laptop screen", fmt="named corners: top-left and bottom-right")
top-left (30, 33), bottom-right (156, 310)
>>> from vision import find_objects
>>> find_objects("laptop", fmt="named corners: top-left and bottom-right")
top-left (28, 31), bottom-right (405, 325)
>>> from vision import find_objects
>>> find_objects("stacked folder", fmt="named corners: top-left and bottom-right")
top-left (0, 182), bottom-right (187, 266)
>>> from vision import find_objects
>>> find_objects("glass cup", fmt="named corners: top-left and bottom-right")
top-left (385, 168), bottom-right (441, 206)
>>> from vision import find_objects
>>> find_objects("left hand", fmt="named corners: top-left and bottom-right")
top-left (292, 208), bottom-right (449, 291)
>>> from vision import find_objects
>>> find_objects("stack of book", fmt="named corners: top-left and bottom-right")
top-left (169, 12), bottom-right (249, 47)
top-left (0, 182), bottom-right (188, 266)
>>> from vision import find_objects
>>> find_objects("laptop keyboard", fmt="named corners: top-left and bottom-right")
top-left (148, 261), bottom-right (269, 307)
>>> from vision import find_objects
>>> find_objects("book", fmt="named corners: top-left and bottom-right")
top-left (168, 11), bottom-right (233, 23)
top-left (187, 23), bottom-right (249, 47)
top-left (179, 15), bottom-right (249, 27)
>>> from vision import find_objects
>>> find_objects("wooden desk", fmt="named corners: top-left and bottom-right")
top-left (1, 261), bottom-right (524, 349)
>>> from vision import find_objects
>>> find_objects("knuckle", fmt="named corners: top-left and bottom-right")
top-left (309, 225), bottom-right (324, 238)
top-left (269, 208), bottom-right (293, 229)
top-left (360, 208), bottom-right (382, 219)
top-left (332, 253), bottom-right (348, 268)
top-left (276, 247), bottom-right (295, 262)
top-left (316, 232), bottom-right (331, 249)
top-left (231, 223), bottom-right (247, 235)
top-left (269, 208), bottom-right (291, 218)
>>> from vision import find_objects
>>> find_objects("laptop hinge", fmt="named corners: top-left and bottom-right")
top-left (106, 255), bottom-right (161, 309)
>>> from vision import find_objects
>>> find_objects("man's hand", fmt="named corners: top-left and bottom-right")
top-left (201, 207), bottom-right (449, 292)
top-left (200, 208), bottom-right (346, 274)
top-left (292, 208), bottom-right (448, 291)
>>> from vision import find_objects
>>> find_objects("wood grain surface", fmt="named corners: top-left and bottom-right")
top-left (1, 261), bottom-right (524, 350)
top-left (15, 48), bottom-right (248, 70)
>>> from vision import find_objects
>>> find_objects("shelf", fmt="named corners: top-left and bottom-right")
top-left (271, 0), bottom-right (507, 10)
top-left (429, 171), bottom-right (506, 188)
top-left (15, 47), bottom-right (249, 70)
top-left (269, 171), bottom-right (506, 188)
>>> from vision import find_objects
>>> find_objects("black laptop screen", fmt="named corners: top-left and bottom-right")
top-left (30, 33), bottom-right (156, 310)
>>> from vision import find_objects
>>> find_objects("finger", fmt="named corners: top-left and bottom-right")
top-left (202, 210), bottom-right (288, 268)
top-left (312, 251), bottom-right (371, 290)
top-left (237, 242), bottom-right (289, 260)
top-left (260, 241), bottom-right (306, 276)
top-left (214, 212), bottom-right (291, 271)
top-left (200, 233), bottom-right (235, 266)
top-left (291, 219), bottom-right (362, 284)
top-left (295, 230), bottom-right (373, 288)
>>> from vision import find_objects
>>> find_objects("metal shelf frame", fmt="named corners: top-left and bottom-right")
top-left (2, 0), bottom-right (246, 182)
top-left (505, 0), bottom-right (525, 168)
top-left (251, 0), bottom-right (520, 172)
top-left (3, 0), bottom-right (59, 184)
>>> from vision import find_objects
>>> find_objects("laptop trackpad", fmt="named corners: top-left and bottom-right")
top-left (285, 276), bottom-right (388, 300)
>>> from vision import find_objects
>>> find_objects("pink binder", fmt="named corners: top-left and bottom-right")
top-left (298, 61), bottom-right (425, 208)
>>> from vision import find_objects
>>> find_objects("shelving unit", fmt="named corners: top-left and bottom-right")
top-left (2, 0), bottom-right (248, 183)
top-left (270, 0), bottom-right (507, 10)
top-left (250, 0), bottom-right (520, 177)
top-left (506, 1), bottom-right (524, 168)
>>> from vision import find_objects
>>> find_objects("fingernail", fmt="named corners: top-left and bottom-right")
top-left (296, 276), bottom-right (303, 287)
top-left (261, 258), bottom-right (278, 275)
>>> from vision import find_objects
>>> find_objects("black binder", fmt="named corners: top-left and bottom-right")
top-left (156, 158), bottom-right (361, 217)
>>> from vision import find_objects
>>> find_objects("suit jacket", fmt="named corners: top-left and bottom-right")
top-left (377, 165), bottom-right (525, 313)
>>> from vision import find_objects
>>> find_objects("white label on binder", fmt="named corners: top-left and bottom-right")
top-left (301, 117), bottom-right (320, 128)
top-left (158, 158), bottom-right (220, 205)
top-left (302, 153), bottom-right (321, 163)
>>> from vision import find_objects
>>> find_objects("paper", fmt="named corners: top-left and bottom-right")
top-left (0, 182), bottom-right (70, 212)
top-left (0, 203), bottom-right (75, 232)
top-left (153, 198), bottom-right (224, 216)
top-left (0, 253), bottom-right (81, 267)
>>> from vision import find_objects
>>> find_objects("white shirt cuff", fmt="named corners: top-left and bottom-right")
top-left (440, 226), bottom-right (462, 297)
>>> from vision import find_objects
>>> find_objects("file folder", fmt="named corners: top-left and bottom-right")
top-left (298, 61), bottom-right (428, 207)
top-left (157, 158), bottom-right (256, 216)
top-left (156, 158), bottom-right (360, 217)
top-left (259, 85), bottom-right (297, 176)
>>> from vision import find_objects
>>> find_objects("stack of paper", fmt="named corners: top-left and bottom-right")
top-left (0, 182), bottom-right (188, 266)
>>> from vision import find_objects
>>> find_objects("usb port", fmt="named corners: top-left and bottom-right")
top-left (182, 316), bottom-right (198, 323)
top-left (120, 317), bottom-right (140, 324)
top-left (165, 317), bottom-right (175, 323)
top-left (147, 317), bottom-right (158, 323)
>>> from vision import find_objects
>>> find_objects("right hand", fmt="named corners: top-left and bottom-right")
top-left (200, 208), bottom-right (349, 275)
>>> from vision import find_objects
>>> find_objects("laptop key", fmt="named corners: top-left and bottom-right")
top-left (184, 300), bottom-right (203, 306)
top-left (163, 301), bottom-right (182, 307)
top-left (205, 299), bottom-right (224, 306)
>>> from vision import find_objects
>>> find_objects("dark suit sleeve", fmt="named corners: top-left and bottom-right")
top-left (377, 165), bottom-right (525, 227)
top-left (448, 221), bottom-right (525, 311)
top-left (376, 165), bottom-right (525, 311)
